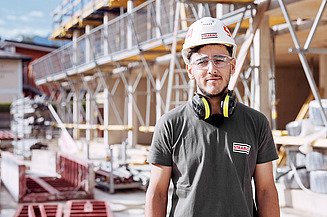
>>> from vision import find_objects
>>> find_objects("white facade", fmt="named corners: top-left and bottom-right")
top-left (0, 59), bottom-right (23, 103)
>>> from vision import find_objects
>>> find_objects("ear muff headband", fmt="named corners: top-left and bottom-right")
top-left (223, 94), bottom-right (230, 118)
top-left (201, 97), bottom-right (210, 119)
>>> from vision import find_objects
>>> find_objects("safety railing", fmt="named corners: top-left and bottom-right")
top-left (31, 0), bottom-right (181, 84)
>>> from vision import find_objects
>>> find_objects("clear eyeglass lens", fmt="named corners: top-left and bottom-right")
top-left (193, 55), bottom-right (231, 69)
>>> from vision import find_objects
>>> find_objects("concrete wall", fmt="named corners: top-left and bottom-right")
top-left (0, 59), bottom-right (22, 103)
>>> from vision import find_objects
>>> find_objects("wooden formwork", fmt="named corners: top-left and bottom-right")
top-left (0, 151), bottom-right (94, 202)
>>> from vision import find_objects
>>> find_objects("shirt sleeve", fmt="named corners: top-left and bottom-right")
top-left (147, 115), bottom-right (173, 166)
top-left (256, 117), bottom-right (279, 164)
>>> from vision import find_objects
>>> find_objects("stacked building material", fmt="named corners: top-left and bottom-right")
top-left (306, 150), bottom-right (327, 194)
top-left (10, 96), bottom-right (59, 140)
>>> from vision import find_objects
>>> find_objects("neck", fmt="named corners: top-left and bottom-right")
top-left (208, 97), bottom-right (222, 115)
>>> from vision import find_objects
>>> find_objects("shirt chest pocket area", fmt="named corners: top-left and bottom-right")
top-left (230, 142), bottom-right (254, 180)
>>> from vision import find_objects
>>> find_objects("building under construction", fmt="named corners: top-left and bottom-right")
top-left (2, 0), bottom-right (327, 216)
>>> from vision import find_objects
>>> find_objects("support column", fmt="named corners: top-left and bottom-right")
top-left (155, 0), bottom-right (161, 38)
top-left (73, 89), bottom-right (80, 140)
top-left (319, 55), bottom-right (327, 98)
top-left (126, 69), bottom-right (137, 147)
top-left (127, 79), bottom-right (135, 147)
top-left (58, 88), bottom-right (67, 124)
top-left (155, 68), bottom-right (162, 121)
top-left (103, 13), bottom-right (109, 55)
top-left (85, 25), bottom-right (92, 63)
top-left (72, 30), bottom-right (80, 66)
top-left (197, 4), bottom-right (205, 18)
top-left (65, 93), bottom-right (72, 123)
top-left (251, 29), bottom-right (260, 111)
top-left (127, 0), bottom-right (134, 49)
top-left (103, 88), bottom-right (110, 148)
top-left (259, 15), bottom-right (272, 121)
top-left (85, 91), bottom-right (94, 142)
top-left (216, 3), bottom-right (223, 18)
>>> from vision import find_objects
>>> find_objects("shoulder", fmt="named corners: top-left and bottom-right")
top-left (233, 102), bottom-right (270, 132)
top-left (235, 102), bottom-right (269, 122)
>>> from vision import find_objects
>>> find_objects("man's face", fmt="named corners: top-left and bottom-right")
top-left (186, 44), bottom-right (235, 98)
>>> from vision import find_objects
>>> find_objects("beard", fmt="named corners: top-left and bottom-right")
top-left (198, 84), bottom-right (228, 98)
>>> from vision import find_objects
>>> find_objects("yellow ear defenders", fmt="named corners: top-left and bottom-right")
top-left (192, 90), bottom-right (236, 119)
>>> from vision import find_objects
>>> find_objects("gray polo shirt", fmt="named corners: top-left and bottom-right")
top-left (148, 101), bottom-right (278, 217)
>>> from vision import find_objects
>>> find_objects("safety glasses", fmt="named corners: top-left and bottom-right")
top-left (190, 54), bottom-right (233, 69)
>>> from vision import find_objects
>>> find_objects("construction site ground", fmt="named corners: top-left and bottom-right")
top-left (1, 178), bottom-right (326, 217)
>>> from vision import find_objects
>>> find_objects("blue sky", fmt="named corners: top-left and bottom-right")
top-left (0, 0), bottom-right (61, 40)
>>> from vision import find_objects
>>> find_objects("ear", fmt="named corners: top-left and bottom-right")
top-left (186, 64), bottom-right (194, 80)
top-left (230, 58), bottom-right (236, 75)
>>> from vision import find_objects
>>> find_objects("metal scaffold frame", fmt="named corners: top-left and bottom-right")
top-left (277, 0), bottom-right (327, 127)
top-left (30, 0), bottom-right (327, 192)
top-left (31, 0), bottom-right (274, 139)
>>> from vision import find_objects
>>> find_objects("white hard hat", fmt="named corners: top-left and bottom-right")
top-left (182, 17), bottom-right (237, 65)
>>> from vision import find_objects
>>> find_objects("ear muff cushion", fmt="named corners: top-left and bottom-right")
top-left (221, 90), bottom-right (236, 118)
top-left (223, 94), bottom-right (230, 118)
top-left (201, 97), bottom-right (210, 119)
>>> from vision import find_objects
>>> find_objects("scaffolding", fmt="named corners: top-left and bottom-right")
top-left (30, 0), bottom-right (327, 192)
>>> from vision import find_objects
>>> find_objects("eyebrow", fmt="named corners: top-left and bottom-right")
top-left (195, 54), bottom-right (229, 60)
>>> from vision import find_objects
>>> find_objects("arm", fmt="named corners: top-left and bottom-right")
top-left (145, 163), bottom-right (172, 217)
top-left (254, 161), bottom-right (280, 217)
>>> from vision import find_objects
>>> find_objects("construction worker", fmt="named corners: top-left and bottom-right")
top-left (145, 17), bottom-right (280, 217)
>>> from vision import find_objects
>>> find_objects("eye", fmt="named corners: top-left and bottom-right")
top-left (196, 59), bottom-right (209, 66)
top-left (213, 58), bottom-right (226, 65)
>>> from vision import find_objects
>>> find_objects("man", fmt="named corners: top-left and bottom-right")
top-left (145, 17), bottom-right (279, 217)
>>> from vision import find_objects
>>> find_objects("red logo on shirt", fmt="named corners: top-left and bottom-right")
top-left (233, 143), bottom-right (251, 155)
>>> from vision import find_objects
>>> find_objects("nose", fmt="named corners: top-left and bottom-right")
top-left (207, 60), bottom-right (217, 74)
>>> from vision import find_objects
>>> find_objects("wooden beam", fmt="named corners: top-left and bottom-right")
top-left (267, 0), bottom-right (327, 20)
top-left (139, 126), bottom-right (155, 133)
top-left (274, 135), bottom-right (327, 148)
top-left (296, 89), bottom-right (324, 120)
top-left (188, 0), bottom-right (254, 3)
top-left (259, 15), bottom-right (272, 121)
top-left (319, 55), bottom-right (327, 98)
top-left (60, 123), bottom-right (133, 131)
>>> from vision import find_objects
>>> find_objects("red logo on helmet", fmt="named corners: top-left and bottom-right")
top-left (223, 25), bottom-right (232, 37)
top-left (186, 28), bottom-right (193, 39)
top-left (201, 33), bottom-right (218, 39)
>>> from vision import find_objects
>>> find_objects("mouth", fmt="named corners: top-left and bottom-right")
top-left (206, 76), bottom-right (222, 82)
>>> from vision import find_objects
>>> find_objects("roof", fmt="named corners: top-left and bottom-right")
top-left (1, 40), bottom-right (58, 52)
top-left (0, 130), bottom-right (15, 141)
top-left (0, 50), bottom-right (31, 60)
